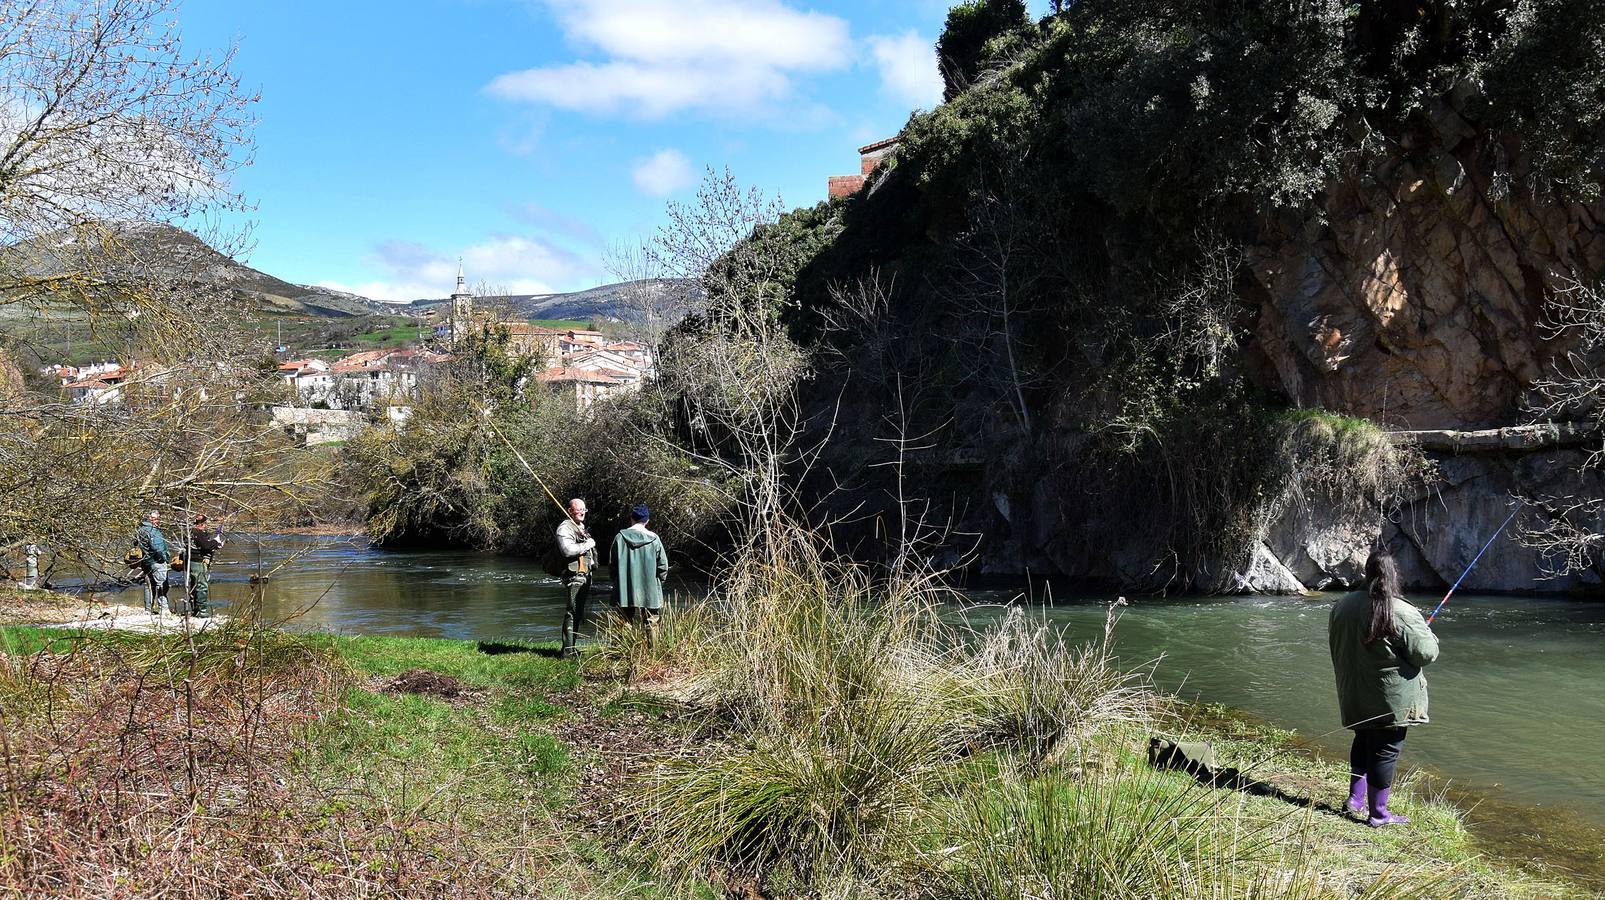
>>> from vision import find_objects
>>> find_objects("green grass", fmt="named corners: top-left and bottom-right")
top-left (0, 617), bottom-right (1591, 898)
top-left (1167, 705), bottom-right (1596, 898)
top-left (529, 318), bottom-right (595, 330)
top-left (350, 322), bottom-right (431, 346)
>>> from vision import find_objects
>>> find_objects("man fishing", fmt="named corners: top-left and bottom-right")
top-left (611, 504), bottom-right (669, 647)
top-left (188, 514), bottom-right (225, 619)
top-left (133, 510), bottom-right (170, 615)
top-left (555, 498), bottom-right (597, 660)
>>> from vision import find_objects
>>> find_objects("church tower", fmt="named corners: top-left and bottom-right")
top-left (449, 259), bottom-right (474, 344)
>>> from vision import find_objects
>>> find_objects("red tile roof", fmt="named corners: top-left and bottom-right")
top-left (536, 366), bottom-right (628, 384)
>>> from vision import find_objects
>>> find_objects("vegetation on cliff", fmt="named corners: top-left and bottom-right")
top-left (694, 0), bottom-right (1605, 590)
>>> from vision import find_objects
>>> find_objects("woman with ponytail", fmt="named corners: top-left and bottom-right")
top-left (1328, 547), bottom-right (1440, 827)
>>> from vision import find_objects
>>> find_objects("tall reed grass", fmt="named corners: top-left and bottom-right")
top-left (611, 522), bottom-right (1463, 898)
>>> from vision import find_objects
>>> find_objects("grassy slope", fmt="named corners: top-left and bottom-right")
top-left (0, 609), bottom-right (1590, 898)
top-left (0, 616), bottom-right (713, 898)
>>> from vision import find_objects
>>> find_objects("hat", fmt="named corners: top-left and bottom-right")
top-left (194, 514), bottom-right (208, 525)
top-left (631, 504), bottom-right (651, 521)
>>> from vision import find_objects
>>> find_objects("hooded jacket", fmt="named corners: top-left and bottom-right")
top-left (136, 522), bottom-right (168, 567)
top-left (611, 524), bottom-right (668, 610)
top-left (1329, 592), bottom-right (1440, 729)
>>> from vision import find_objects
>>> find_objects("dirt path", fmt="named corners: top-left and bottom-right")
top-left (0, 588), bottom-right (228, 632)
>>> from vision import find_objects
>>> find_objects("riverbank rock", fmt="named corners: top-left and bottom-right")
top-left (1233, 544), bottom-right (1308, 595)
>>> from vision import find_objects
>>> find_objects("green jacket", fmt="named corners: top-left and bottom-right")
top-left (1328, 592), bottom-right (1440, 730)
top-left (611, 525), bottom-right (668, 609)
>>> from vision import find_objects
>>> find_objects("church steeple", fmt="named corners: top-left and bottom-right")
top-left (449, 258), bottom-right (474, 345)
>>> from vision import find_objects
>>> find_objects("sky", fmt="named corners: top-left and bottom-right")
top-left (178, 0), bottom-right (970, 303)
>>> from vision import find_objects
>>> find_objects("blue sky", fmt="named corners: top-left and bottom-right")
top-left (179, 0), bottom-right (972, 303)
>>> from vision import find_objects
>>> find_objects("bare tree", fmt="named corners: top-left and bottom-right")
top-left (642, 169), bottom-right (816, 555)
top-left (1515, 273), bottom-right (1605, 575)
top-left (650, 166), bottom-right (786, 306)
top-left (948, 180), bottom-right (1044, 434)
top-left (0, 0), bottom-right (255, 345)
top-left (604, 238), bottom-right (695, 351)
top-left (0, 1), bottom-right (342, 582)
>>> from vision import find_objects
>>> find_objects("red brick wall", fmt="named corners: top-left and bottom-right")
top-left (828, 175), bottom-right (865, 198)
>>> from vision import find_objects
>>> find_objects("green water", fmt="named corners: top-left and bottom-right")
top-left (178, 535), bottom-right (1604, 876)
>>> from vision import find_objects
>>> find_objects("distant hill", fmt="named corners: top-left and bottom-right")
top-left (408, 278), bottom-right (700, 324)
top-left (1, 223), bottom-right (398, 318)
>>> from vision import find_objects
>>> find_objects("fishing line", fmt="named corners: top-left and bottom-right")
top-left (478, 407), bottom-right (591, 572)
top-left (1426, 504), bottom-right (1521, 624)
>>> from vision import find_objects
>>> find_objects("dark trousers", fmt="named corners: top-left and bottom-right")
top-left (140, 562), bottom-right (168, 612)
top-left (1349, 727), bottom-right (1408, 790)
top-left (190, 559), bottom-right (212, 615)
top-left (561, 574), bottom-right (591, 652)
top-left (619, 606), bottom-right (661, 647)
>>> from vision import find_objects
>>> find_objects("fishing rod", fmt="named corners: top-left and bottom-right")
top-left (1426, 505), bottom-right (1521, 624)
top-left (478, 409), bottom-right (591, 572)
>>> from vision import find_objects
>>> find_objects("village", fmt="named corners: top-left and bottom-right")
top-left (40, 265), bottom-right (655, 443)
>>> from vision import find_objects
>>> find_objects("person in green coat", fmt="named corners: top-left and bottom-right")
top-left (1329, 548), bottom-right (1440, 827)
top-left (611, 504), bottom-right (668, 646)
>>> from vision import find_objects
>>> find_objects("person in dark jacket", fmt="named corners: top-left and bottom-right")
top-left (611, 504), bottom-right (669, 646)
top-left (134, 510), bottom-right (170, 614)
top-left (1329, 548), bottom-right (1440, 827)
top-left (188, 514), bottom-right (225, 618)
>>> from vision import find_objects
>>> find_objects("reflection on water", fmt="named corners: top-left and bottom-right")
top-left (126, 536), bottom-right (1605, 856)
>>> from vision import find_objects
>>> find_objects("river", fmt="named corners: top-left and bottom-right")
top-left (172, 534), bottom-right (1603, 877)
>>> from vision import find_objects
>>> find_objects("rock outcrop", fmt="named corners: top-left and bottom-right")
top-left (1246, 96), bottom-right (1605, 431)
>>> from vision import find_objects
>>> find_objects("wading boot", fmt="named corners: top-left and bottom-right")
top-left (1347, 774), bottom-right (1368, 817)
top-left (1367, 786), bottom-right (1409, 828)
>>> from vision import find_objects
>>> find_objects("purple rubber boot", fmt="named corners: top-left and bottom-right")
top-left (1367, 786), bottom-right (1409, 828)
top-left (1347, 774), bottom-right (1368, 817)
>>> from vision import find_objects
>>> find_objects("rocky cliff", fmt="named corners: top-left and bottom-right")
top-left (769, 3), bottom-right (1605, 595)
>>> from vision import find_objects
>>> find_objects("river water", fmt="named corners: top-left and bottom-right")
top-left (175, 535), bottom-right (1603, 876)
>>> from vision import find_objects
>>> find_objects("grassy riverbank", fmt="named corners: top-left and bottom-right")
top-left (0, 584), bottom-right (1592, 898)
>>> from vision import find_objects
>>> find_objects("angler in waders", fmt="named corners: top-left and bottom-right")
top-left (555, 498), bottom-right (597, 660)
top-left (611, 504), bottom-right (669, 647)
top-left (134, 510), bottom-right (170, 614)
top-left (188, 514), bottom-right (225, 618)
top-left (1329, 548), bottom-right (1440, 827)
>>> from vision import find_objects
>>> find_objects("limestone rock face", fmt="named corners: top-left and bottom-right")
top-left (1246, 100), bottom-right (1605, 429)
top-left (1387, 450), bottom-right (1605, 593)
top-left (1264, 500), bottom-right (1378, 590)
top-left (1233, 543), bottom-right (1308, 595)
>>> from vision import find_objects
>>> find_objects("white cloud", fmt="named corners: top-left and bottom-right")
top-left (321, 235), bottom-right (597, 304)
top-left (632, 149), bottom-right (695, 197)
top-left (486, 0), bottom-right (852, 119)
top-left (867, 31), bottom-right (943, 109)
